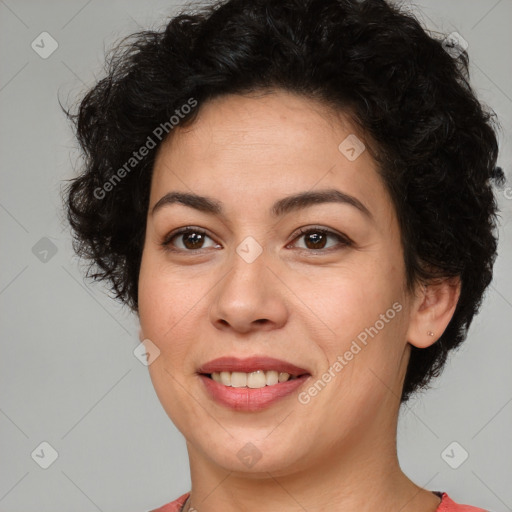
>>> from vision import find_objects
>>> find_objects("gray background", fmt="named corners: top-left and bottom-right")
top-left (1, 0), bottom-right (511, 511)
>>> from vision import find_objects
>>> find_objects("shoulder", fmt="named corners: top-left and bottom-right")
top-left (148, 491), bottom-right (190, 512)
top-left (438, 492), bottom-right (490, 512)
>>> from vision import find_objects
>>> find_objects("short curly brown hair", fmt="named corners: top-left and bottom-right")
top-left (62, 0), bottom-right (504, 402)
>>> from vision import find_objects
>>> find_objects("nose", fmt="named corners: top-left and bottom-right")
top-left (208, 247), bottom-right (289, 334)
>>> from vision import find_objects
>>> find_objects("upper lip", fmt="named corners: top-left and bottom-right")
top-left (197, 356), bottom-right (311, 377)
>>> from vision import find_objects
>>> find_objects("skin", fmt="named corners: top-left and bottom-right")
top-left (137, 89), bottom-right (460, 512)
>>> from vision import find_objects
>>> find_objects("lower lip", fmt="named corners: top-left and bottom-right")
top-left (199, 374), bottom-right (310, 411)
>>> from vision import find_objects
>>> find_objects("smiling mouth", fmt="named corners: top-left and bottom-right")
top-left (201, 370), bottom-right (310, 389)
top-left (198, 361), bottom-right (312, 411)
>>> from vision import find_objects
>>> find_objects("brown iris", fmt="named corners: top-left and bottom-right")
top-left (181, 231), bottom-right (206, 250)
top-left (303, 231), bottom-right (327, 250)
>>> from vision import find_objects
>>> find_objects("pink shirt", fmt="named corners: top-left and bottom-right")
top-left (149, 491), bottom-right (489, 512)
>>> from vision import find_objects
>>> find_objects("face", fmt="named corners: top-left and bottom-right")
top-left (138, 90), bottom-right (415, 476)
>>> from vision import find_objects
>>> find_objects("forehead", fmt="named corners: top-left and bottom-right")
top-left (150, 90), bottom-right (389, 220)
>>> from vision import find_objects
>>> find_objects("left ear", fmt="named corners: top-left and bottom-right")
top-left (406, 276), bottom-right (461, 348)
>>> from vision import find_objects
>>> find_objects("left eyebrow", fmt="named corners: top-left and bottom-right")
top-left (151, 188), bottom-right (372, 220)
top-left (271, 189), bottom-right (373, 219)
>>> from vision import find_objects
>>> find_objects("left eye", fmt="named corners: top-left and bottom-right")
top-left (289, 228), bottom-right (351, 251)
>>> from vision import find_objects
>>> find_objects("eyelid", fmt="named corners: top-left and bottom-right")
top-left (161, 225), bottom-right (353, 253)
top-left (160, 226), bottom-right (221, 254)
top-left (287, 225), bottom-right (353, 251)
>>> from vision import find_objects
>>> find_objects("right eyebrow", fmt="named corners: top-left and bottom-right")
top-left (151, 192), bottom-right (222, 217)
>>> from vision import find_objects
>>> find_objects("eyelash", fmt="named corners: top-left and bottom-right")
top-left (160, 226), bottom-right (353, 254)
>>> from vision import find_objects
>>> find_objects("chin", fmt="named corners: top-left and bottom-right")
top-left (198, 432), bottom-right (312, 475)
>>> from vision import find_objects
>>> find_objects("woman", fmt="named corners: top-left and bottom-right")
top-left (63, 0), bottom-right (504, 510)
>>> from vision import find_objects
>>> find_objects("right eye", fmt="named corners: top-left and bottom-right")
top-left (161, 227), bottom-right (221, 252)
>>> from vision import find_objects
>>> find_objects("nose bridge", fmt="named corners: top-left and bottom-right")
top-left (223, 234), bottom-right (272, 302)
top-left (235, 235), bottom-right (265, 266)
top-left (209, 234), bottom-right (288, 331)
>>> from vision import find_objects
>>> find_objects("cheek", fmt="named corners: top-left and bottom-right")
top-left (300, 260), bottom-right (409, 407)
top-left (138, 252), bottom-right (196, 360)
top-left (138, 254), bottom-right (204, 426)
top-left (300, 262), bottom-right (405, 347)
top-left (139, 246), bottom-right (200, 326)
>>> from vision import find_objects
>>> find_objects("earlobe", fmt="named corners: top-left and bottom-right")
top-left (406, 277), bottom-right (461, 349)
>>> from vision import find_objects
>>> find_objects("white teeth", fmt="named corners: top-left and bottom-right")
top-left (278, 372), bottom-right (290, 383)
top-left (209, 370), bottom-right (298, 388)
top-left (220, 371), bottom-right (231, 386)
top-left (230, 372), bottom-right (247, 388)
top-left (266, 370), bottom-right (279, 386)
top-left (247, 370), bottom-right (266, 388)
